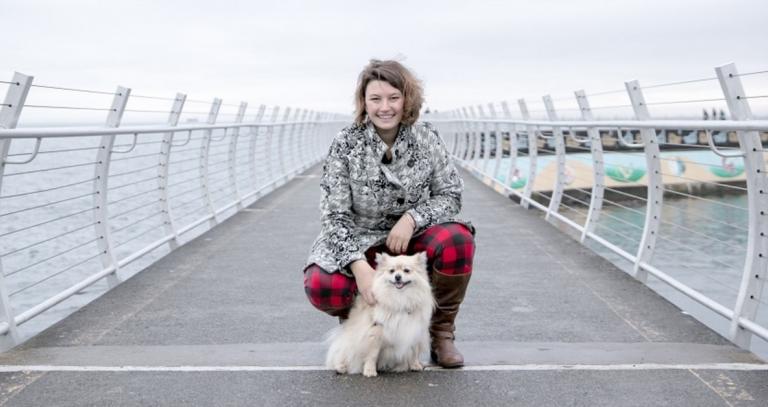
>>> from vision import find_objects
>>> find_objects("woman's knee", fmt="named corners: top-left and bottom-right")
top-left (303, 264), bottom-right (356, 315)
top-left (423, 223), bottom-right (475, 275)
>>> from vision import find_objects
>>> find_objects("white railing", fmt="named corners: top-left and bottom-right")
top-left (432, 63), bottom-right (767, 354)
top-left (0, 72), bottom-right (343, 350)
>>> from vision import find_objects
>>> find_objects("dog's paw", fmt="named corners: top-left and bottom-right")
top-left (333, 363), bottom-right (348, 374)
top-left (409, 360), bottom-right (424, 371)
top-left (363, 365), bottom-right (378, 377)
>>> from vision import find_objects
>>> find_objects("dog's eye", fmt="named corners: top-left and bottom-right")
top-left (403, 268), bottom-right (410, 273)
top-left (389, 269), bottom-right (395, 274)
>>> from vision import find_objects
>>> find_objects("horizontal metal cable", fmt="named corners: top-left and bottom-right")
top-left (735, 69), bottom-right (768, 77)
top-left (662, 187), bottom-right (748, 212)
top-left (3, 161), bottom-right (100, 177)
top-left (168, 166), bottom-right (202, 179)
top-left (207, 149), bottom-right (231, 159)
top-left (114, 139), bottom-right (164, 147)
top-left (559, 201), bottom-right (589, 217)
top-left (596, 209), bottom-right (645, 231)
top-left (110, 163), bottom-right (157, 178)
top-left (6, 146), bottom-right (100, 157)
top-left (0, 206), bottom-right (95, 238)
top-left (111, 210), bottom-right (163, 234)
top-left (169, 155), bottom-right (202, 166)
top-left (208, 181), bottom-right (234, 195)
top-left (212, 191), bottom-right (237, 205)
top-left (170, 145), bottom-right (205, 155)
top-left (174, 204), bottom-right (207, 220)
top-left (130, 94), bottom-right (180, 101)
top-left (746, 95), bottom-right (768, 99)
top-left (30, 83), bottom-right (118, 95)
top-left (561, 191), bottom-right (592, 208)
top-left (171, 194), bottom-right (205, 211)
top-left (601, 196), bottom-right (646, 216)
top-left (23, 104), bottom-right (116, 112)
top-left (109, 198), bottom-right (161, 220)
top-left (0, 221), bottom-right (98, 258)
top-left (107, 175), bottom-right (159, 192)
top-left (654, 251), bottom-right (743, 296)
top-left (659, 172), bottom-right (748, 194)
top-left (206, 166), bottom-right (231, 177)
top-left (5, 236), bottom-right (101, 278)
top-left (645, 97), bottom-right (727, 106)
top-left (110, 151), bottom-right (160, 162)
top-left (0, 191), bottom-right (96, 218)
top-left (655, 234), bottom-right (742, 272)
top-left (594, 222), bottom-right (642, 244)
top-left (124, 109), bottom-right (174, 114)
top-left (180, 111), bottom-right (213, 115)
top-left (168, 183), bottom-right (202, 199)
top-left (641, 76), bottom-right (718, 90)
top-left (0, 80), bottom-right (18, 85)
top-left (9, 250), bottom-right (104, 296)
top-left (0, 177), bottom-right (96, 200)
top-left (658, 217), bottom-right (744, 251)
top-left (107, 186), bottom-right (160, 205)
top-left (589, 104), bottom-right (634, 110)
top-left (114, 223), bottom-right (165, 248)
top-left (586, 88), bottom-right (626, 97)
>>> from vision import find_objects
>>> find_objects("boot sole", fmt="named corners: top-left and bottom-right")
top-left (430, 351), bottom-right (464, 368)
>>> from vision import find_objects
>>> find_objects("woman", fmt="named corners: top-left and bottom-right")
top-left (303, 59), bottom-right (475, 368)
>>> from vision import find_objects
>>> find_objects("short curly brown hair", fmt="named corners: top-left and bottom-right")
top-left (353, 59), bottom-right (424, 126)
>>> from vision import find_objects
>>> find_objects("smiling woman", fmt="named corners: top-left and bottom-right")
top-left (302, 59), bottom-right (476, 369)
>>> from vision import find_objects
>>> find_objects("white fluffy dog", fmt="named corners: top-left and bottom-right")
top-left (325, 252), bottom-right (435, 377)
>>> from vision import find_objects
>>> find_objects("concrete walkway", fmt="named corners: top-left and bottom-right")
top-left (0, 165), bottom-right (766, 406)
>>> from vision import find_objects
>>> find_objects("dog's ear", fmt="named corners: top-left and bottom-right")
top-left (375, 252), bottom-right (388, 265)
top-left (416, 251), bottom-right (428, 268)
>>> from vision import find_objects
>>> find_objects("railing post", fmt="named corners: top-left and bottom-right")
top-left (0, 72), bottom-right (33, 346)
top-left (469, 106), bottom-right (481, 168)
top-left (249, 104), bottom-right (266, 194)
top-left (229, 101), bottom-right (248, 211)
top-left (575, 90), bottom-right (606, 243)
top-left (264, 106), bottom-right (280, 187)
top-left (518, 99), bottom-right (538, 209)
top-left (625, 80), bottom-right (662, 283)
top-left (501, 101), bottom-right (520, 191)
top-left (94, 85), bottom-right (131, 289)
top-left (488, 103), bottom-right (503, 181)
top-left (459, 107), bottom-right (470, 161)
top-left (159, 92), bottom-right (186, 249)
top-left (277, 107), bottom-right (291, 181)
top-left (542, 95), bottom-right (566, 221)
top-left (478, 104), bottom-right (491, 173)
top-left (716, 63), bottom-right (768, 348)
top-left (201, 98), bottom-right (222, 227)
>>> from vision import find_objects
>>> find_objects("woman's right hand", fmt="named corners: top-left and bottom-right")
top-left (350, 260), bottom-right (377, 306)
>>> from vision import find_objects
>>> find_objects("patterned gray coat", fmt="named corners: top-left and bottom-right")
top-left (306, 121), bottom-right (472, 276)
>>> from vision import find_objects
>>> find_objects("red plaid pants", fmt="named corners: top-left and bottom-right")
top-left (303, 222), bottom-right (474, 316)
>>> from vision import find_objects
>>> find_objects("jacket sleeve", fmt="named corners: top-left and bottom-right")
top-left (406, 128), bottom-right (463, 229)
top-left (318, 133), bottom-right (365, 272)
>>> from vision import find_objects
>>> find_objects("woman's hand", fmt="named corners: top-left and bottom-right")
top-left (386, 213), bottom-right (416, 254)
top-left (350, 260), bottom-right (377, 305)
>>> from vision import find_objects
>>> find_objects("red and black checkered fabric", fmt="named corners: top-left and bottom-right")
top-left (304, 222), bottom-right (474, 316)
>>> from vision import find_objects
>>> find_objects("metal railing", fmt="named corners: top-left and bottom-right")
top-left (0, 72), bottom-right (343, 349)
top-left (431, 62), bottom-right (767, 354)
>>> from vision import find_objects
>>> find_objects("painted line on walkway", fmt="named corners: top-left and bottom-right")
top-left (0, 363), bottom-right (767, 373)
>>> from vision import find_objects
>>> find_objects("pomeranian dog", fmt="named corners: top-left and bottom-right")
top-left (325, 252), bottom-right (435, 377)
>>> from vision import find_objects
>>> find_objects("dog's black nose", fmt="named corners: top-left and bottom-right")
top-left (395, 274), bottom-right (402, 282)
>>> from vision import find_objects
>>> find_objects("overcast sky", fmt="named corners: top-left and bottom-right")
top-left (2, 0), bottom-right (767, 123)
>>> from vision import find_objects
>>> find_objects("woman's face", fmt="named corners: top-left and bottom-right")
top-left (365, 80), bottom-right (404, 134)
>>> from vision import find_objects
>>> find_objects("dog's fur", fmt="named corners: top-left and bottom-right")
top-left (325, 252), bottom-right (435, 377)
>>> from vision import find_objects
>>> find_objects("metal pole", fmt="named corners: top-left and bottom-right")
top-left (518, 99), bottom-right (538, 209)
top-left (574, 90), bottom-right (605, 243)
top-left (488, 103), bottom-right (503, 180)
top-left (159, 92), bottom-right (186, 250)
top-left (249, 104), bottom-right (266, 194)
top-left (542, 95), bottom-right (567, 221)
top-left (228, 102), bottom-right (248, 211)
top-left (94, 86), bottom-right (131, 290)
top-left (200, 98), bottom-right (222, 227)
top-left (0, 72), bottom-right (33, 347)
top-left (501, 101), bottom-right (519, 192)
top-left (625, 80), bottom-right (662, 283)
top-left (716, 63), bottom-right (768, 348)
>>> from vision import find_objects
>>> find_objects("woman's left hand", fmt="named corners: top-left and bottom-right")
top-left (386, 213), bottom-right (416, 254)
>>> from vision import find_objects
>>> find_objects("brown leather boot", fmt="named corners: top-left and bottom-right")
top-left (430, 270), bottom-right (471, 368)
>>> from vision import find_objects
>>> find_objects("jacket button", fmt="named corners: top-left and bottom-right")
top-left (396, 198), bottom-right (405, 205)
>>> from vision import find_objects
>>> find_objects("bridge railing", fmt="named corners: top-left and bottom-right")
top-left (0, 73), bottom-right (342, 349)
top-left (432, 62), bottom-right (767, 354)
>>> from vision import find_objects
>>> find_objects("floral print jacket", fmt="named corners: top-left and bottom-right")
top-left (306, 121), bottom-right (472, 276)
